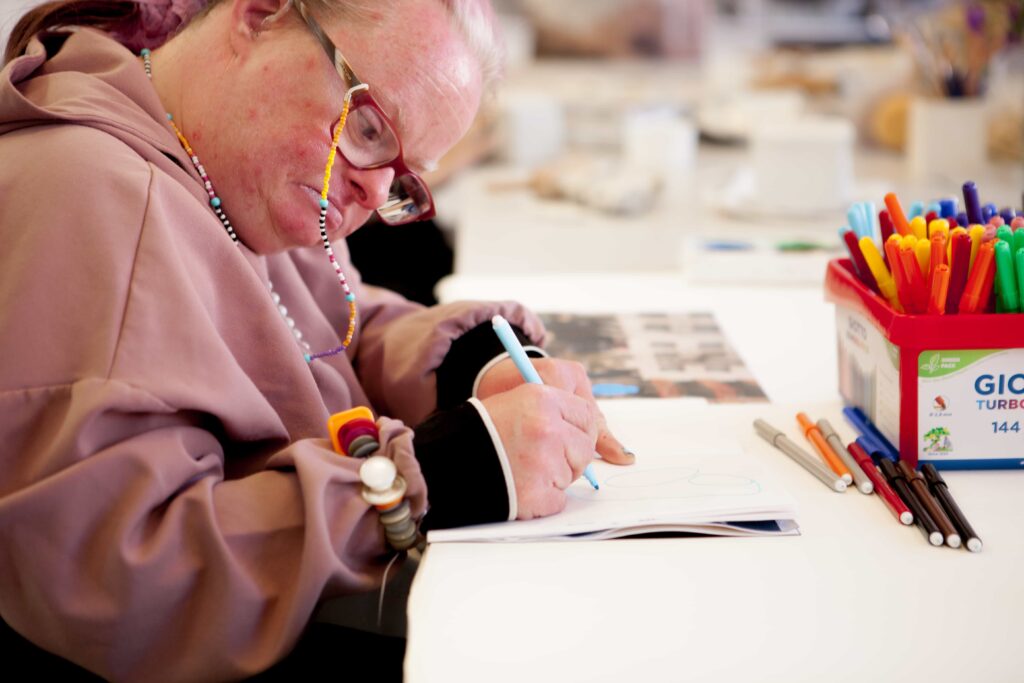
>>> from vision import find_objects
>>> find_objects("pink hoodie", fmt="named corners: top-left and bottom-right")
top-left (0, 28), bottom-right (543, 681)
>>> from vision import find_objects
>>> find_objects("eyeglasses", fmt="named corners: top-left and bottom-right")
top-left (295, 1), bottom-right (436, 226)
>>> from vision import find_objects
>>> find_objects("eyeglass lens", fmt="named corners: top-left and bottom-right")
top-left (377, 175), bottom-right (433, 225)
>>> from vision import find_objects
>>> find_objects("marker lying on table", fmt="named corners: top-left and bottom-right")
top-left (491, 315), bottom-right (600, 490)
top-left (847, 442), bottom-right (912, 524)
top-left (880, 459), bottom-right (943, 547)
top-left (796, 413), bottom-right (852, 484)
top-left (842, 406), bottom-right (899, 462)
top-left (897, 461), bottom-right (960, 548)
top-left (754, 419), bottom-right (847, 492)
top-left (816, 419), bottom-right (873, 494)
top-left (922, 464), bottom-right (982, 552)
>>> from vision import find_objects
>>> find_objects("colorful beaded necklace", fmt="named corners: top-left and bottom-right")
top-left (141, 48), bottom-right (357, 363)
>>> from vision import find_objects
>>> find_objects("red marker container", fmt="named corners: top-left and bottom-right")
top-left (824, 258), bottom-right (1024, 469)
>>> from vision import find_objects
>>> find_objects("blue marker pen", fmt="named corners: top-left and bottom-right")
top-left (842, 406), bottom-right (899, 462)
top-left (491, 315), bottom-right (600, 490)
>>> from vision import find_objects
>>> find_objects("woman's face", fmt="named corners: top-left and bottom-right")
top-left (187, 0), bottom-right (483, 253)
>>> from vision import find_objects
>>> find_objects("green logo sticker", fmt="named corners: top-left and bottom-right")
top-left (918, 350), bottom-right (999, 378)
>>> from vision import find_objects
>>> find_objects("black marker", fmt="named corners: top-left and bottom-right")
top-left (922, 464), bottom-right (982, 552)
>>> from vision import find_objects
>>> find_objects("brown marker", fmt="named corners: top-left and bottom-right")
top-left (897, 461), bottom-right (961, 548)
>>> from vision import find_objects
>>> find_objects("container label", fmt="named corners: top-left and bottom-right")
top-left (918, 349), bottom-right (1024, 465)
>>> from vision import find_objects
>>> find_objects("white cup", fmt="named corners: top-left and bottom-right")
top-left (749, 115), bottom-right (855, 215)
top-left (907, 96), bottom-right (988, 181)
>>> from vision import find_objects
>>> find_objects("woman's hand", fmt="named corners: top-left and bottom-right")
top-left (478, 358), bottom-right (635, 519)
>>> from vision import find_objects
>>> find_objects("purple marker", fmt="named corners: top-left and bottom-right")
top-left (1000, 207), bottom-right (1017, 224)
top-left (957, 211), bottom-right (969, 227)
top-left (982, 203), bottom-right (997, 222)
top-left (963, 181), bottom-right (983, 225)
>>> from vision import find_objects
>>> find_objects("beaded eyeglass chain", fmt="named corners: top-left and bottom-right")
top-left (142, 48), bottom-right (357, 363)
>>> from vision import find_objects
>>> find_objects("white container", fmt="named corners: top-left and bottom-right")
top-left (907, 96), bottom-right (988, 181)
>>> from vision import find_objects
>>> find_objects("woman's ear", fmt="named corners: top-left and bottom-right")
top-left (228, 0), bottom-right (293, 42)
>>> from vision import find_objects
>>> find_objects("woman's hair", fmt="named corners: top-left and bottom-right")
top-left (4, 0), bottom-right (502, 90)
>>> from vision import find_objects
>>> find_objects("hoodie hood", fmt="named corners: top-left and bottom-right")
top-left (0, 28), bottom-right (190, 177)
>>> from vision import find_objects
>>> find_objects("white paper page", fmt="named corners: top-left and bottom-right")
top-left (428, 400), bottom-right (799, 543)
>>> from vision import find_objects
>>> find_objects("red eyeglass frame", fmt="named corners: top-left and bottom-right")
top-left (296, 1), bottom-right (436, 225)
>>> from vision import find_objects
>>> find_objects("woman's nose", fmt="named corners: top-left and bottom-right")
top-left (341, 165), bottom-right (394, 212)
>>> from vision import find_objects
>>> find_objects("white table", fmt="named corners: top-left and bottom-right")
top-left (404, 274), bottom-right (1024, 683)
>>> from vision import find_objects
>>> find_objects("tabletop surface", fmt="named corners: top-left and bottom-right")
top-left (404, 273), bottom-right (1024, 683)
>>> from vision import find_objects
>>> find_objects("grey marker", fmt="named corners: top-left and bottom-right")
top-left (817, 418), bottom-right (874, 495)
top-left (754, 419), bottom-right (847, 492)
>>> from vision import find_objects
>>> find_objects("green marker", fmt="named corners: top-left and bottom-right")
top-left (1013, 227), bottom-right (1024, 257)
top-left (1016, 248), bottom-right (1024, 314)
top-left (996, 224), bottom-right (1014, 245)
top-left (993, 240), bottom-right (1019, 312)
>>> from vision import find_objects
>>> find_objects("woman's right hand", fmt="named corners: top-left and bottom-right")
top-left (481, 383), bottom-right (602, 519)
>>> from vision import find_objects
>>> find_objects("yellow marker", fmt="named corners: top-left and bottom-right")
top-left (902, 234), bottom-right (918, 250)
top-left (859, 236), bottom-right (903, 312)
top-left (949, 226), bottom-right (967, 262)
top-left (909, 216), bottom-right (927, 240)
top-left (915, 238), bottom-right (931, 276)
top-left (929, 219), bottom-right (950, 240)
top-left (968, 224), bottom-right (985, 270)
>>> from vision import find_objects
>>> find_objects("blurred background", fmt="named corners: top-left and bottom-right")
top-left (4, 0), bottom-right (1021, 300)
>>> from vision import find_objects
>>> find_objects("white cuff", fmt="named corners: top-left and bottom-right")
top-left (467, 397), bottom-right (517, 522)
top-left (471, 346), bottom-right (548, 398)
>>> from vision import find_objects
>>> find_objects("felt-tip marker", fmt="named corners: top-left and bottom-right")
top-left (754, 419), bottom-right (847, 492)
top-left (880, 459), bottom-right (942, 546)
top-left (492, 315), bottom-right (599, 490)
top-left (922, 464), bottom-right (982, 552)
top-left (847, 442), bottom-right (912, 524)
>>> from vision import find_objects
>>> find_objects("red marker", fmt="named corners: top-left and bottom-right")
top-left (847, 442), bottom-right (914, 525)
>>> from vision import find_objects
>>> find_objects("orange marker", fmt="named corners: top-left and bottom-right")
top-left (797, 413), bottom-right (853, 484)
top-left (928, 264), bottom-right (950, 315)
top-left (885, 236), bottom-right (913, 313)
top-left (929, 232), bottom-right (947, 285)
top-left (884, 192), bottom-right (911, 236)
top-left (959, 242), bottom-right (995, 314)
top-left (899, 243), bottom-right (928, 314)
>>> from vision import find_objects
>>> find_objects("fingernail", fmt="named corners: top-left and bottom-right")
top-left (623, 447), bottom-right (636, 461)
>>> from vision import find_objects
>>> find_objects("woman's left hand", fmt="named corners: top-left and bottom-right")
top-left (477, 357), bottom-right (635, 466)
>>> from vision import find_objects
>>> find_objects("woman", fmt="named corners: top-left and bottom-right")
top-left (0, 0), bottom-right (633, 679)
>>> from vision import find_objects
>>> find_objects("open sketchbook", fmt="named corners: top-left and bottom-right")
top-left (428, 401), bottom-right (799, 543)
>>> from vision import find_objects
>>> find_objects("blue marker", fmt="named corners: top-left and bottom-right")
top-left (491, 315), bottom-right (600, 490)
top-left (963, 181), bottom-right (982, 225)
top-left (939, 198), bottom-right (957, 218)
top-left (847, 205), bottom-right (866, 237)
top-left (908, 201), bottom-right (925, 220)
top-left (842, 406), bottom-right (899, 462)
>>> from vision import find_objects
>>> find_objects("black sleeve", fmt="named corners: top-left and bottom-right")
top-left (414, 402), bottom-right (508, 531)
top-left (434, 320), bottom-right (543, 411)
